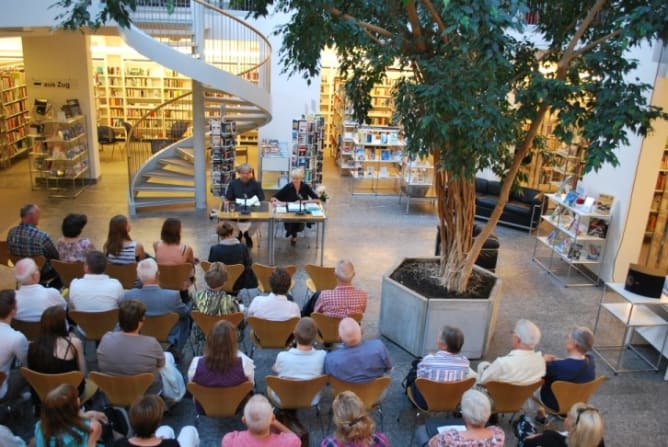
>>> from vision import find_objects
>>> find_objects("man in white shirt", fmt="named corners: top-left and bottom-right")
top-left (273, 317), bottom-right (326, 379)
top-left (13, 258), bottom-right (66, 322)
top-left (69, 251), bottom-right (123, 312)
top-left (0, 290), bottom-right (29, 404)
top-left (248, 268), bottom-right (299, 320)
top-left (477, 319), bottom-right (546, 385)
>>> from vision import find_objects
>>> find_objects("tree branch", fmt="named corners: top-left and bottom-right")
top-left (406, 0), bottom-right (427, 52)
top-left (571, 28), bottom-right (623, 59)
top-left (328, 6), bottom-right (393, 38)
top-left (419, 0), bottom-right (448, 44)
top-left (559, 0), bottom-right (608, 71)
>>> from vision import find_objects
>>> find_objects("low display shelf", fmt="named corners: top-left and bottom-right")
top-left (592, 282), bottom-right (668, 380)
top-left (400, 155), bottom-right (435, 212)
top-left (532, 193), bottom-right (611, 287)
top-left (29, 115), bottom-right (89, 198)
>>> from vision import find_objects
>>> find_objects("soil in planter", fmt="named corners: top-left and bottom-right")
top-left (390, 259), bottom-right (495, 299)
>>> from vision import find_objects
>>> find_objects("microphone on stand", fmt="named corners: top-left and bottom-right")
top-left (295, 192), bottom-right (305, 216)
top-left (240, 192), bottom-right (251, 215)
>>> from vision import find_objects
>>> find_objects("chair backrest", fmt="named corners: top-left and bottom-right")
top-left (414, 377), bottom-right (476, 412)
top-left (141, 312), bottom-right (179, 343)
top-left (0, 265), bottom-right (15, 290)
top-left (265, 375), bottom-right (329, 409)
top-left (187, 381), bottom-right (252, 417)
top-left (200, 261), bottom-right (212, 272)
top-left (191, 311), bottom-right (245, 337)
top-left (51, 260), bottom-right (85, 289)
top-left (0, 241), bottom-right (9, 266)
top-left (9, 255), bottom-right (46, 270)
top-left (310, 312), bottom-right (363, 345)
top-left (222, 264), bottom-right (244, 293)
top-left (304, 264), bottom-right (337, 291)
top-left (251, 263), bottom-right (297, 293)
top-left (68, 308), bottom-right (119, 342)
top-left (328, 376), bottom-right (392, 410)
top-left (246, 316), bottom-right (299, 349)
top-left (97, 125), bottom-right (116, 144)
top-left (11, 319), bottom-right (42, 342)
top-left (552, 376), bottom-right (607, 415)
top-left (89, 371), bottom-right (154, 407)
top-left (105, 263), bottom-right (138, 289)
top-left (485, 379), bottom-right (544, 414)
top-left (157, 263), bottom-right (192, 290)
top-left (20, 367), bottom-right (84, 402)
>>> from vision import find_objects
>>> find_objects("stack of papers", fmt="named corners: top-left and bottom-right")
top-left (235, 195), bottom-right (261, 207)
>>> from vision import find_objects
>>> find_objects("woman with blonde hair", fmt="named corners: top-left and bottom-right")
top-left (524, 402), bottom-right (604, 447)
top-left (34, 383), bottom-right (106, 447)
top-left (187, 320), bottom-right (254, 415)
top-left (271, 168), bottom-right (319, 245)
top-left (321, 391), bottom-right (388, 447)
top-left (104, 214), bottom-right (145, 264)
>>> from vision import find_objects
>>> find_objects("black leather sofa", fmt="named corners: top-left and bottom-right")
top-left (435, 225), bottom-right (500, 272)
top-left (475, 177), bottom-right (544, 231)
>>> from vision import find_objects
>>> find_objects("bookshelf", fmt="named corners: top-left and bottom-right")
top-left (290, 116), bottom-right (325, 187)
top-left (0, 67), bottom-right (30, 167)
top-left (640, 144), bottom-right (668, 271)
top-left (93, 57), bottom-right (192, 140)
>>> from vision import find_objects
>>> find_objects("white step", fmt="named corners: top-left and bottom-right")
top-left (159, 157), bottom-right (194, 170)
top-left (177, 147), bottom-right (194, 161)
top-left (133, 197), bottom-right (196, 209)
top-left (134, 184), bottom-right (195, 193)
top-left (143, 170), bottom-right (194, 182)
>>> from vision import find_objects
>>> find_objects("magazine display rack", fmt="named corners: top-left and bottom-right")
top-left (400, 154), bottom-right (435, 211)
top-left (532, 193), bottom-right (612, 287)
top-left (29, 115), bottom-right (89, 198)
top-left (290, 116), bottom-right (325, 187)
top-left (209, 116), bottom-right (236, 198)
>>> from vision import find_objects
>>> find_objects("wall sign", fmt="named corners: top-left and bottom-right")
top-left (32, 78), bottom-right (73, 89)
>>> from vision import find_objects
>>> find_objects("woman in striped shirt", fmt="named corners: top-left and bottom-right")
top-left (104, 214), bottom-right (146, 264)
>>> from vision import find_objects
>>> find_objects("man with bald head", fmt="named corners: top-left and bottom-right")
top-left (313, 260), bottom-right (367, 318)
top-left (14, 258), bottom-right (66, 322)
top-left (323, 317), bottom-right (392, 383)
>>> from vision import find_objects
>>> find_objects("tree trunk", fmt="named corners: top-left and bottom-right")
top-left (434, 150), bottom-right (476, 292)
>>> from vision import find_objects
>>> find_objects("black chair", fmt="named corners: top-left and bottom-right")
top-left (169, 120), bottom-right (189, 140)
top-left (97, 125), bottom-right (123, 159)
top-left (122, 121), bottom-right (142, 142)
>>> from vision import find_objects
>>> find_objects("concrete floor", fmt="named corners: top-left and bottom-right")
top-left (1, 150), bottom-right (667, 446)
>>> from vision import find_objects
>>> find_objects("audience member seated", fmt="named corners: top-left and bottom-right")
top-left (97, 300), bottom-right (165, 395)
top-left (321, 390), bottom-right (389, 447)
top-left (7, 204), bottom-right (60, 287)
top-left (124, 259), bottom-right (190, 355)
top-left (34, 384), bottom-right (105, 447)
top-left (523, 403), bottom-right (605, 447)
top-left (426, 389), bottom-right (504, 447)
top-left (113, 395), bottom-right (200, 447)
top-left (538, 327), bottom-right (596, 413)
top-left (104, 214), bottom-right (146, 264)
top-left (56, 213), bottom-right (96, 263)
top-left (324, 318), bottom-right (392, 383)
top-left (193, 262), bottom-right (241, 316)
top-left (269, 317), bottom-right (326, 405)
top-left (224, 163), bottom-right (266, 248)
top-left (28, 306), bottom-right (86, 405)
top-left (69, 251), bottom-right (124, 312)
top-left (0, 290), bottom-right (29, 406)
top-left (187, 320), bottom-right (254, 415)
top-left (14, 258), bottom-right (66, 322)
top-left (221, 394), bottom-right (301, 447)
top-left (247, 268), bottom-right (300, 320)
top-left (310, 260), bottom-right (367, 318)
top-left (271, 168), bottom-right (319, 246)
top-left (153, 217), bottom-right (197, 298)
top-left (411, 326), bottom-right (474, 409)
top-left (0, 425), bottom-right (27, 447)
top-left (477, 319), bottom-right (545, 386)
top-left (208, 222), bottom-right (258, 291)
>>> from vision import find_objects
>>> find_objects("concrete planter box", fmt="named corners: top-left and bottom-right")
top-left (379, 258), bottom-right (501, 359)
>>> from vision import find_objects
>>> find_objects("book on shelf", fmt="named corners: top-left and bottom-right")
top-left (568, 243), bottom-right (584, 260)
top-left (355, 148), bottom-right (365, 161)
top-left (585, 243), bottom-right (601, 261)
top-left (587, 218), bottom-right (608, 238)
top-left (381, 150), bottom-right (390, 160)
top-left (595, 193), bottom-right (614, 214)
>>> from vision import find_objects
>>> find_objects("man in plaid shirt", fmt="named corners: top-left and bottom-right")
top-left (313, 260), bottom-right (367, 318)
top-left (7, 204), bottom-right (60, 286)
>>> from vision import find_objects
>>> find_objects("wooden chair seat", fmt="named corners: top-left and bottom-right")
top-left (68, 308), bottom-right (119, 342)
top-left (200, 262), bottom-right (245, 293)
top-left (187, 381), bottom-right (252, 418)
top-left (158, 263), bottom-right (193, 290)
top-left (311, 312), bottom-right (363, 345)
top-left (265, 375), bottom-right (329, 409)
top-left (408, 377), bottom-right (476, 413)
top-left (141, 312), bottom-right (179, 343)
top-left (328, 375), bottom-right (392, 430)
top-left (246, 316), bottom-right (299, 357)
top-left (534, 376), bottom-right (607, 416)
top-left (105, 263), bottom-right (138, 289)
top-left (9, 254), bottom-right (46, 270)
top-left (11, 319), bottom-right (42, 342)
top-left (304, 264), bottom-right (336, 295)
top-left (21, 367), bottom-right (97, 404)
top-left (51, 260), bottom-right (85, 289)
top-left (89, 371), bottom-right (154, 407)
top-left (485, 379), bottom-right (544, 420)
top-left (0, 241), bottom-right (10, 266)
top-left (191, 311), bottom-right (244, 335)
top-left (251, 263), bottom-right (297, 293)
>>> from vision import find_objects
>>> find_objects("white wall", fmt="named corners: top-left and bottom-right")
top-left (581, 41), bottom-right (668, 282)
top-left (22, 32), bottom-right (100, 179)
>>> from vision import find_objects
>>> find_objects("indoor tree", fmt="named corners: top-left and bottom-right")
top-left (56, 0), bottom-right (668, 293)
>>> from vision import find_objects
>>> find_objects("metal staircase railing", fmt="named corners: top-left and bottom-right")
top-left (120, 0), bottom-right (272, 212)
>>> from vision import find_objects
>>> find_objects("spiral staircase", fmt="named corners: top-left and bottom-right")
top-left (119, 1), bottom-right (272, 214)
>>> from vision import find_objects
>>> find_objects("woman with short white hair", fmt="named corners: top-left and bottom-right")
top-left (428, 389), bottom-right (504, 446)
top-left (271, 168), bottom-right (319, 246)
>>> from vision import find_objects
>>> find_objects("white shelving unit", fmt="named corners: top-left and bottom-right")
top-left (399, 155), bottom-right (435, 212)
top-left (593, 282), bottom-right (668, 379)
top-left (259, 141), bottom-right (290, 192)
top-left (532, 193), bottom-right (611, 286)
